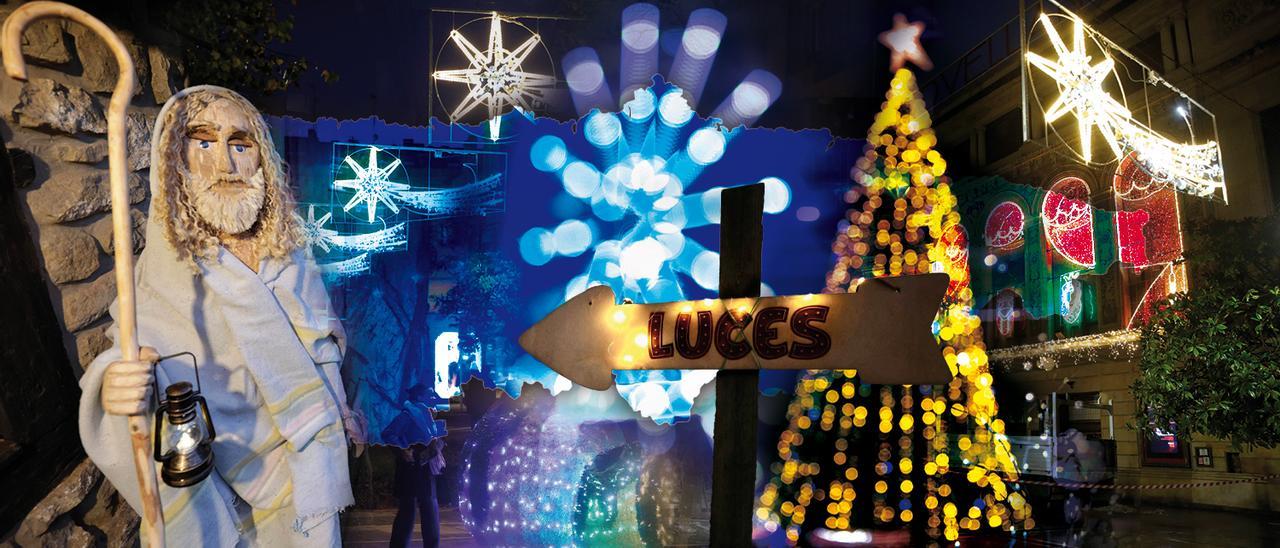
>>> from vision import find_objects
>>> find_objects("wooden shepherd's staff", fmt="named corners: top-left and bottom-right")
top-left (2, 2), bottom-right (165, 546)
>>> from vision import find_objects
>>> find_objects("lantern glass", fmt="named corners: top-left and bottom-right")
top-left (153, 381), bottom-right (216, 487)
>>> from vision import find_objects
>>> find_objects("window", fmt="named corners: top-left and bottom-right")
top-left (1259, 104), bottom-right (1280, 207)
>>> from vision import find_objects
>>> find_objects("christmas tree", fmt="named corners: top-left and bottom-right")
top-left (755, 68), bottom-right (1034, 545)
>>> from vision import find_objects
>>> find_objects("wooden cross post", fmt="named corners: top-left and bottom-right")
top-left (709, 183), bottom-right (764, 545)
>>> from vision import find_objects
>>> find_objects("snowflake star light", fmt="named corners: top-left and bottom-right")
top-left (333, 146), bottom-right (410, 223)
top-left (433, 12), bottom-right (555, 140)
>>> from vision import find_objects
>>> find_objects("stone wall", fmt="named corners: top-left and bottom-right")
top-left (0, 4), bottom-right (183, 546)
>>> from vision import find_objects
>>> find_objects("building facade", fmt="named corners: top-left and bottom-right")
top-left (929, 0), bottom-right (1280, 511)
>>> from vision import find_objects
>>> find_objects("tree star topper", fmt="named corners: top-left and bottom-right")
top-left (879, 14), bottom-right (933, 72)
top-left (433, 12), bottom-right (555, 140)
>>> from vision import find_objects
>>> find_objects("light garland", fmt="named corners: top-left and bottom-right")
top-left (995, 290), bottom-right (1019, 338)
top-left (1042, 177), bottom-right (1095, 268)
top-left (326, 222), bottom-right (407, 252)
top-left (319, 252), bottom-right (371, 279)
top-left (1115, 152), bottom-right (1185, 269)
top-left (301, 204), bottom-right (338, 253)
top-left (302, 204), bottom-right (408, 254)
top-left (432, 11), bottom-right (554, 140)
top-left (393, 173), bottom-right (504, 218)
top-left (1127, 262), bottom-right (1188, 328)
top-left (1060, 275), bottom-right (1083, 325)
top-left (1026, 11), bottom-right (1226, 200)
top-left (989, 329), bottom-right (1140, 370)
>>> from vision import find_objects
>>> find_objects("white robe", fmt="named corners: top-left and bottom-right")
top-left (78, 86), bottom-right (353, 546)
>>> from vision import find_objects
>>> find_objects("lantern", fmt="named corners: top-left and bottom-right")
top-left (152, 381), bottom-right (216, 487)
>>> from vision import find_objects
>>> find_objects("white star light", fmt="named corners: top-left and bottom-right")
top-left (1026, 12), bottom-right (1225, 199)
top-left (333, 146), bottom-right (410, 223)
top-left (433, 12), bottom-right (555, 140)
top-left (879, 13), bottom-right (933, 72)
top-left (302, 205), bottom-right (338, 252)
top-left (1025, 13), bottom-right (1127, 163)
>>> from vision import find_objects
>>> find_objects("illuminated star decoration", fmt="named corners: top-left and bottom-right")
top-left (1024, 13), bottom-right (1127, 164)
top-left (879, 14), bottom-right (933, 72)
top-left (433, 12), bottom-right (555, 140)
top-left (1026, 12), bottom-right (1225, 199)
top-left (301, 205), bottom-right (338, 252)
top-left (332, 146), bottom-right (410, 223)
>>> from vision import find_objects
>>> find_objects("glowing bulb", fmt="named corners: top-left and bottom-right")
top-left (687, 127), bottom-right (727, 165)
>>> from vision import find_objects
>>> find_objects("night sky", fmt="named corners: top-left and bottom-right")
top-left (258, 0), bottom-right (1019, 136)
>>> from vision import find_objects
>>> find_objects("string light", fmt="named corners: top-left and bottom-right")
top-left (763, 68), bottom-right (1032, 545)
top-left (988, 329), bottom-right (1140, 371)
top-left (984, 201), bottom-right (1026, 253)
top-left (319, 252), bottom-right (370, 280)
top-left (1042, 177), bottom-right (1095, 267)
top-left (301, 205), bottom-right (338, 253)
top-left (393, 173), bottom-right (504, 217)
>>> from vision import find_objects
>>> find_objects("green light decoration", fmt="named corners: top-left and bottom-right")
top-left (954, 176), bottom-right (1113, 330)
top-left (573, 443), bottom-right (644, 546)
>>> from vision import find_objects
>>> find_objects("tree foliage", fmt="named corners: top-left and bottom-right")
top-left (433, 252), bottom-right (520, 367)
top-left (161, 0), bottom-right (334, 94)
top-left (1133, 213), bottom-right (1280, 449)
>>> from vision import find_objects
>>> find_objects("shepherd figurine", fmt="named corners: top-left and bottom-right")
top-left (3, 3), bottom-right (364, 546)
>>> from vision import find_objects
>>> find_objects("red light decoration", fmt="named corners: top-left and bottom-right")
top-left (938, 224), bottom-right (970, 298)
top-left (1128, 263), bottom-right (1187, 328)
top-left (1115, 209), bottom-right (1150, 265)
top-left (984, 201), bottom-right (1025, 253)
top-left (1114, 153), bottom-right (1184, 269)
top-left (1042, 177), bottom-right (1095, 268)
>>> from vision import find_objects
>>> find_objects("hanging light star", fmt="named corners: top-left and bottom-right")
top-left (301, 204), bottom-right (338, 252)
top-left (433, 12), bottom-right (555, 140)
top-left (333, 146), bottom-right (410, 223)
top-left (1025, 11), bottom-right (1225, 199)
top-left (879, 14), bottom-right (933, 72)
top-left (1025, 13), bottom-right (1128, 163)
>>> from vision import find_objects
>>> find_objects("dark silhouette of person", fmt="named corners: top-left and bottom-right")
top-left (389, 438), bottom-right (445, 547)
top-left (384, 383), bottom-right (446, 547)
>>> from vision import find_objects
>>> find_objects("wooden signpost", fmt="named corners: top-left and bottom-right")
top-left (519, 184), bottom-right (953, 545)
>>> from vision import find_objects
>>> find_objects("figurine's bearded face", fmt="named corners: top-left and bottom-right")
top-left (183, 99), bottom-right (266, 236)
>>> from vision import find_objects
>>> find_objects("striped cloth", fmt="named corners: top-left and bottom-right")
top-left (78, 86), bottom-right (352, 546)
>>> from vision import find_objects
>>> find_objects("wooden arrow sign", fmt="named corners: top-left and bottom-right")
top-left (519, 272), bottom-right (953, 390)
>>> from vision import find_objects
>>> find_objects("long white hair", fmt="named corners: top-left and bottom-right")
top-left (152, 88), bottom-right (302, 268)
